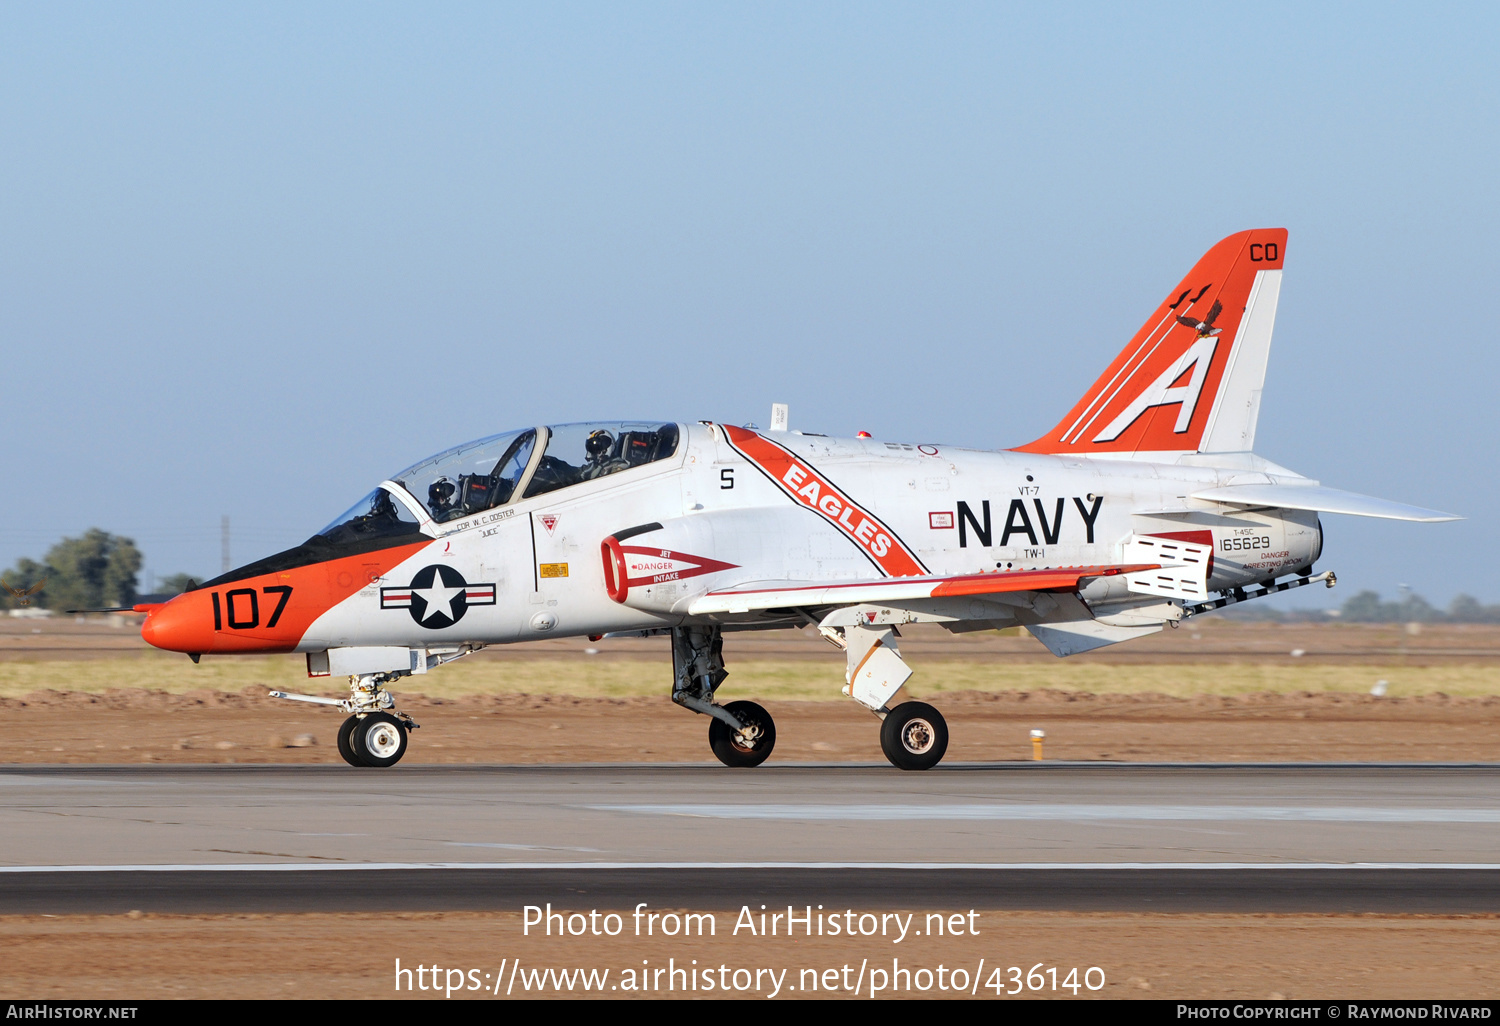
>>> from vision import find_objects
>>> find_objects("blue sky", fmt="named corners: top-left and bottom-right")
top-left (1, 3), bottom-right (1493, 605)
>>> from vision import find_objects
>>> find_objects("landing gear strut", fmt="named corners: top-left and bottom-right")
top-left (272, 671), bottom-right (419, 768)
top-left (670, 626), bottom-right (776, 767)
top-left (332, 675), bottom-right (417, 767)
top-left (827, 620), bottom-right (950, 770)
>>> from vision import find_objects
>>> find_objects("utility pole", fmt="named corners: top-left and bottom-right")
top-left (221, 516), bottom-right (231, 575)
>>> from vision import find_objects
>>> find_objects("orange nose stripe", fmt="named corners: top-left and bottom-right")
top-left (140, 592), bottom-right (219, 653)
top-left (138, 540), bottom-right (432, 656)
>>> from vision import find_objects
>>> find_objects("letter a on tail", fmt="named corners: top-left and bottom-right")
top-left (1016, 228), bottom-right (1287, 459)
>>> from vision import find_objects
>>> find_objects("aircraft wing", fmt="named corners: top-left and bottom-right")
top-left (1190, 483), bottom-right (1460, 522)
top-left (686, 564), bottom-right (1157, 615)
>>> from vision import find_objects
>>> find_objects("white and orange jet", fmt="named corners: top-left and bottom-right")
top-left (135, 229), bottom-right (1458, 769)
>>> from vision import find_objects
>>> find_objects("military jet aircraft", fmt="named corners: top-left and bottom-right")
top-left (133, 228), bottom-right (1458, 769)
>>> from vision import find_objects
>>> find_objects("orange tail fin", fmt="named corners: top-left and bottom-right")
top-left (1016, 228), bottom-right (1287, 459)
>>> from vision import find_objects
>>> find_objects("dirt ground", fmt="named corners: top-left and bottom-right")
top-left (5, 618), bottom-right (1499, 999)
top-left (3, 909), bottom-right (1498, 999)
top-left (7, 687), bottom-right (1500, 765)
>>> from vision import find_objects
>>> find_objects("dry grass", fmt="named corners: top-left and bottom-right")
top-left (0, 652), bottom-right (1495, 701)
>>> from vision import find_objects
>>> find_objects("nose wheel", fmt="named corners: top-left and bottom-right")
top-left (708, 700), bottom-right (776, 768)
top-left (337, 715), bottom-right (362, 766)
top-left (336, 712), bottom-right (411, 768)
top-left (880, 701), bottom-right (948, 771)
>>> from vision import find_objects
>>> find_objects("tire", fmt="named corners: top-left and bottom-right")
top-left (353, 712), bottom-right (408, 768)
top-left (708, 700), bottom-right (776, 768)
top-left (880, 701), bottom-right (949, 771)
top-left (337, 715), bottom-right (365, 767)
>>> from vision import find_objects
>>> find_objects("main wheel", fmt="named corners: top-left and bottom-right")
top-left (352, 712), bottom-right (408, 768)
top-left (337, 715), bottom-right (365, 767)
top-left (880, 701), bottom-right (949, 771)
top-left (708, 700), bottom-right (776, 768)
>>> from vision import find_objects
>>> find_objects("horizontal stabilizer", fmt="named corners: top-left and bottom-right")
top-left (1190, 484), bottom-right (1460, 522)
top-left (688, 564), bottom-right (1157, 615)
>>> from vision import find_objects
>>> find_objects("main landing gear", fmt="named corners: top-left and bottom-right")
top-left (670, 626), bottom-right (776, 768)
top-left (708, 700), bottom-right (777, 768)
top-left (271, 671), bottom-right (419, 768)
top-left (879, 700), bottom-right (949, 771)
top-left (666, 623), bottom-right (949, 769)
top-left (827, 621), bottom-right (950, 770)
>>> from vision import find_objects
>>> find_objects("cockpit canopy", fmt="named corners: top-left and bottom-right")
top-left (394, 427), bottom-right (539, 524)
top-left (315, 486), bottom-right (423, 545)
top-left (517, 422), bottom-right (679, 503)
top-left (223, 421), bottom-right (681, 589)
top-left (312, 422), bottom-right (682, 543)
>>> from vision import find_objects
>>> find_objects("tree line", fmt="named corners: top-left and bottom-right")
top-left (0, 530), bottom-right (195, 612)
top-left (1336, 590), bottom-right (1500, 624)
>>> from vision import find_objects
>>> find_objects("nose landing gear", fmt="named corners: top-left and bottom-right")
top-left (272, 671), bottom-right (419, 768)
top-left (336, 715), bottom-right (361, 765)
top-left (339, 711), bottom-right (410, 768)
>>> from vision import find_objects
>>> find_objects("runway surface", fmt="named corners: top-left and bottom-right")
top-left (3, 763), bottom-right (1498, 912)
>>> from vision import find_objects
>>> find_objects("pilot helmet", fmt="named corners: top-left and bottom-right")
top-left (428, 477), bottom-right (456, 506)
top-left (586, 430), bottom-right (614, 458)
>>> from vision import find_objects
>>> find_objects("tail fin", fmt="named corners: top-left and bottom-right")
top-left (1016, 228), bottom-right (1286, 459)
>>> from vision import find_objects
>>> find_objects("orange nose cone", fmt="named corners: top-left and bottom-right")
top-left (140, 592), bottom-right (216, 654)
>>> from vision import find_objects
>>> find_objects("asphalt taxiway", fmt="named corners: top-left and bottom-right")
top-left (3, 763), bottom-right (1498, 913)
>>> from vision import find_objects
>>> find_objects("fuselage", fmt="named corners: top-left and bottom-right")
top-left (139, 421), bottom-right (1320, 659)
